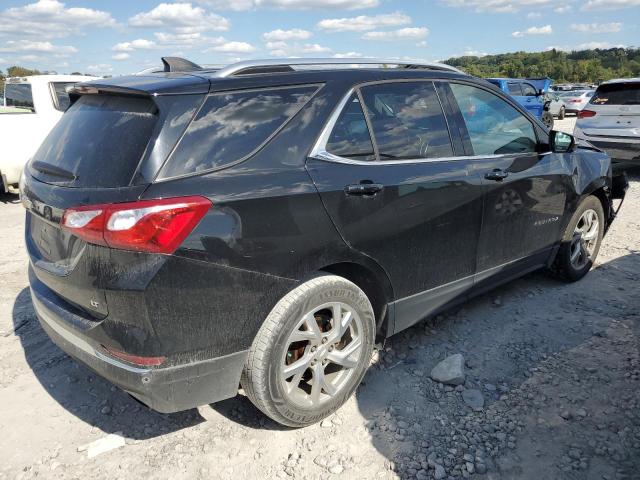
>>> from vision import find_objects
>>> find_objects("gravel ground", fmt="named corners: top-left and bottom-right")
top-left (1, 123), bottom-right (639, 480)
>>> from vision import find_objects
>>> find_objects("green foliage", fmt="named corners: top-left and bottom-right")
top-left (444, 48), bottom-right (640, 83)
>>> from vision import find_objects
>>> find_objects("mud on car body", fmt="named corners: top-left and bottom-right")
top-left (22, 58), bottom-right (627, 427)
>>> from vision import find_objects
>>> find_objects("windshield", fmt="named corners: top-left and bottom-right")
top-left (3, 83), bottom-right (35, 112)
top-left (591, 83), bottom-right (640, 106)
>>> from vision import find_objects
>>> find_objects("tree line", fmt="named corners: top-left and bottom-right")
top-left (444, 47), bottom-right (640, 83)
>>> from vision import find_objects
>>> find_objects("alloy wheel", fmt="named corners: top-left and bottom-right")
top-left (281, 302), bottom-right (363, 408)
top-left (570, 208), bottom-right (599, 270)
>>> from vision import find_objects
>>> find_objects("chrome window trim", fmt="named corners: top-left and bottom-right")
top-left (310, 84), bottom-right (551, 166)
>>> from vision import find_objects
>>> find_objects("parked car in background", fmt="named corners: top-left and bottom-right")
top-left (0, 74), bottom-right (97, 193)
top-left (21, 57), bottom-right (626, 427)
top-left (486, 77), bottom-right (554, 127)
top-left (546, 92), bottom-right (566, 119)
top-left (575, 78), bottom-right (640, 170)
top-left (558, 90), bottom-right (594, 115)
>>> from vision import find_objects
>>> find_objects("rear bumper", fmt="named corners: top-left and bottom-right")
top-left (30, 270), bottom-right (247, 413)
top-left (587, 139), bottom-right (640, 166)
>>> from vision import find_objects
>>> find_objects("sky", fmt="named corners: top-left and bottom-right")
top-left (0, 0), bottom-right (638, 76)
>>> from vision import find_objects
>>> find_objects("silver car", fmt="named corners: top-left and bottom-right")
top-left (575, 78), bottom-right (640, 169)
top-left (558, 90), bottom-right (594, 115)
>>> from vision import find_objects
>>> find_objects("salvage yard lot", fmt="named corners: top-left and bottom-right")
top-left (1, 142), bottom-right (638, 478)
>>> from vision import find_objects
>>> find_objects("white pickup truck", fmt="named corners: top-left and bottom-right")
top-left (1, 74), bottom-right (97, 193)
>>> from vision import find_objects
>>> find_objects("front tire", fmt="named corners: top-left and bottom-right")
top-left (241, 274), bottom-right (375, 427)
top-left (549, 195), bottom-right (604, 282)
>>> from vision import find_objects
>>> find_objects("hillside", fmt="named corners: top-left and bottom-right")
top-left (444, 47), bottom-right (640, 83)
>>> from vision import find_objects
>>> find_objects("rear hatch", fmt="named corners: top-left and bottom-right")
top-left (579, 82), bottom-right (640, 138)
top-left (23, 74), bottom-right (208, 318)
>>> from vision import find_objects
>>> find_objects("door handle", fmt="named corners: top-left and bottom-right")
top-left (344, 183), bottom-right (383, 196)
top-left (485, 169), bottom-right (509, 181)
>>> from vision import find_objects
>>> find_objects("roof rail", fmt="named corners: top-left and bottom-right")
top-left (209, 58), bottom-right (464, 78)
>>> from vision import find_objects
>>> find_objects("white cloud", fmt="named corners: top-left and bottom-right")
top-left (129, 3), bottom-right (230, 33)
top-left (512, 24), bottom-right (553, 37)
top-left (416, 40), bottom-right (428, 47)
top-left (317, 12), bottom-right (411, 32)
top-left (268, 42), bottom-right (332, 56)
top-left (526, 12), bottom-right (542, 18)
top-left (86, 63), bottom-right (113, 74)
top-left (546, 41), bottom-right (627, 51)
top-left (333, 51), bottom-right (363, 58)
top-left (154, 32), bottom-right (226, 49)
top-left (440, 0), bottom-right (553, 13)
top-left (112, 39), bottom-right (157, 52)
top-left (0, 40), bottom-right (77, 54)
top-left (362, 27), bottom-right (429, 41)
top-left (196, 0), bottom-right (378, 9)
top-left (570, 22), bottom-right (622, 33)
top-left (554, 5), bottom-right (571, 13)
top-left (583, 0), bottom-right (640, 10)
top-left (0, 0), bottom-right (116, 39)
top-left (262, 29), bottom-right (312, 41)
top-left (112, 53), bottom-right (131, 61)
top-left (208, 41), bottom-right (256, 53)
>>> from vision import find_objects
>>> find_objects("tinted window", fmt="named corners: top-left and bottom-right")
top-left (325, 94), bottom-right (375, 161)
top-left (4, 84), bottom-right (34, 112)
top-left (521, 83), bottom-right (537, 96)
top-left (51, 82), bottom-right (74, 111)
top-left (30, 94), bottom-right (158, 188)
top-left (507, 83), bottom-right (523, 96)
top-left (450, 83), bottom-right (538, 156)
top-left (159, 86), bottom-right (318, 178)
top-left (359, 82), bottom-right (453, 160)
top-left (591, 83), bottom-right (640, 105)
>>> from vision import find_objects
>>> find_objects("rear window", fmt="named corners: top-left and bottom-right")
top-left (50, 82), bottom-right (75, 111)
top-left (591, 83), bottom-right (640, 106)
top-left (4, 83), bottom-right (34, 112)
top-left (30, 94), bottom-right (158, 188)
top-left (158, 85), bottom-right (318, 179)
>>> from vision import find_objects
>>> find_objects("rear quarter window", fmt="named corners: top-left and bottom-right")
top-left (158, 85), bottom-right (319, 179)
top-left (591, 84), bottom-right (640, 105)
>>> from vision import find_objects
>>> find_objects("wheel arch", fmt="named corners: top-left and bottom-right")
top-left (318, 260), bottom-right (394, 341)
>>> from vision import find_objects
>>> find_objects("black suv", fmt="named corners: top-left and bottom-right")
top-left (22, 57), bottom-right (626, 427)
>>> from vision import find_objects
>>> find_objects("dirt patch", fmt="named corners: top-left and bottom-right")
top-left (0, 169), bottom-right (638, 480)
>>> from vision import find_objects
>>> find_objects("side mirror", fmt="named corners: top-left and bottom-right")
top-left (550, 130), bottom-right (575, 153)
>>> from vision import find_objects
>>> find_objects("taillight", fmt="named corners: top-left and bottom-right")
top-left (578, 110), bottom-right (597, 119)
top-left (62, 196), bottom-right (211, 254)
top-left (102, 345), bottom-right (166, 366)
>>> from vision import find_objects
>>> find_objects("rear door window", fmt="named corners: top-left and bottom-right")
top-left (30, 94), bottom-right (158, 187)
top-left (159, 85), bottom-right (319, 179)
top-left (449, 83), bottom-right (538, 156)
top-left (4, 83), bottom-right (35, 112)
top-left (590, 84), bottom-right (640, 105)
top-left (359, 81), bottom-right (453, 160)
top-left (325, 94), bottom-right (375, 161)
top-left (521, 83), bottom-right (537, 96)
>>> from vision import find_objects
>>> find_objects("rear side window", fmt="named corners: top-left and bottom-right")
top-left (50, 82), bottom-right (75, 111)
top-left (591, 84), bottom-right (640, 105)
top-left (507, 83), bottom-right (522, 96)
top-left (325, 94), bottom-right (375, 161)
top-left (359, 81), bottom-right (453, 160)
top-left (521, 83), bottom-right (537, 96)
top-left (4, 83), bottom-right (34, 112)
top-left (450, 83), bottom-right (537, 156)
top-left (159, 85), bottom-right (318, 179)
top-left (30, 94), bottom-right (158, 188)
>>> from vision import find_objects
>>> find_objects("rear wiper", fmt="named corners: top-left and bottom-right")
top-left (31, 161), bottom-right (77, 180)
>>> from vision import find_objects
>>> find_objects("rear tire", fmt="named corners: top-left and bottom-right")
top-left (548, 195), bottom-right (604, 282)
top-left (241, 274), bottom-right (375, 427)
top-left (542, 111), bottom-right (554, 129)
top-left (558, 106), bottom-right (566, 120)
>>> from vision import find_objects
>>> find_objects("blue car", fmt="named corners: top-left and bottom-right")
top-left (486, 78), bottom-right (554, 127)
